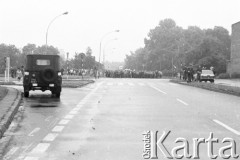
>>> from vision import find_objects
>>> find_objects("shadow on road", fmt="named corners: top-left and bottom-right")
top-left (24, 94), bottom-right (61, 108)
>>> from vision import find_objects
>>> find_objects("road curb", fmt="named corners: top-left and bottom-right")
top-left (0, 88), bottom-right (22, 139)
top-left (170, 79), bottom-right (240, 97)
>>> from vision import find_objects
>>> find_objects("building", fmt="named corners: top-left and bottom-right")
top-left (227, 21), bottom-right (240, 75)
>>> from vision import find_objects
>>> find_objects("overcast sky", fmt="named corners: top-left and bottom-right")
top-left (0, 0), bottom-right (240, 62)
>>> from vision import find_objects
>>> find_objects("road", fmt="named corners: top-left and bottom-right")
top-left (1, 78), bottom-right (240, 160)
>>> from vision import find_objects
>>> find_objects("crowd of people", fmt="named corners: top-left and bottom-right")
top-left (179, 65), bottom-right (215, 82)
top-left (104, 69), bottom-right (162, 78)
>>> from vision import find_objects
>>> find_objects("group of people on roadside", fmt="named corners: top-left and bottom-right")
top-left (10, 66), bottom-right (24, 81)
top-left (180, 65), bottom-right (215, 82)
top-left (105, 69), bottom-right (163, 79)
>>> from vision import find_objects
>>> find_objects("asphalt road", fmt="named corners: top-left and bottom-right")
top-left (1, 78), bottom-right (240, 160)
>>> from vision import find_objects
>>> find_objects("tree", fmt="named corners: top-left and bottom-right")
top-left (34, 45), bottom-right (59, 55)
top-left (124, 18), bottom-right (231, 74)
top-left (86, 47), bottom-right (92, 57)
top-left (0, 44), bottom-right (21, 73)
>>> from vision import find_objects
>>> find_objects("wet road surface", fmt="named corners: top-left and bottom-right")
top-left (1, 78), bottom-right (240, 160)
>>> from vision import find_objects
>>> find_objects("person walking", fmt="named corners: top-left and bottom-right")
top-left (16, 68), bottom-right (22, 81)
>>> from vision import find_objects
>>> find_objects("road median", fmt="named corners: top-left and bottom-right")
top-left (170, 79), bottom-right (240, 97)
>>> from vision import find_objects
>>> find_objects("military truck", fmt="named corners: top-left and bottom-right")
top-left (23, 54), bottom-right (62, 98)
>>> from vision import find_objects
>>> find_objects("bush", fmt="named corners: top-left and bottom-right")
top-left (231, 72), bottom-right (240, 78)
top-left (217, 73), bottom-right (230, 79)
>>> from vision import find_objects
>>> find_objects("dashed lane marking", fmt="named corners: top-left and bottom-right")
top-left (176, 98), bottom-right (189, 106)
top-left (58, 119), bottom-right (70, 125)
top-left (43, 133), bottom-right (59, 142)
top-left (118, 82), bottom-right (124, 86)
top-left (52, 126), bottom-right (65, 132)
top-left (150, 85), bottom-right (167, 94)
top-left (213, 119), bottom-right (240, 136)
top-left (45, 116), bottom-right (53, 121)
top-left (30, 143), bottom-right (50, 154)
top-left (107, 82), bottom-right (113, 86)
top-left (72, 107), bottom-right (81, 111)
top-left (28, 128), bottom-right (40, 136)
top-left (64, 114), bottom-right (74, 119)
top-left (69, 110), bottom-right (78, 114)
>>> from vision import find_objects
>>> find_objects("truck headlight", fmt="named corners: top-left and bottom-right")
top-left (24, 72), bottom-right (29, 76)
top-left (58, 72), bottom-right (62, 76)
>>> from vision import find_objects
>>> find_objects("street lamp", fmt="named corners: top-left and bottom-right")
top-left (45, 11), bottom-right (68, 47)
top-left (99, 30), bottom-right (119, 64)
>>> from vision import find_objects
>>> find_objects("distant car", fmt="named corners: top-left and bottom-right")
top-left (23, 54), bottom-right (62, 98)
top-left (200, 69), bottom-right (215, 83)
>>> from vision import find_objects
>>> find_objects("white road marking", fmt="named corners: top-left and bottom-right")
top-left (118, 82), bottom-right (124, 86)
top-left (169, 83), bottom-right (177, 86)
top-left (24, 157), bottom-right (39, 160)
top-left (64, 114), bottom-right (74, 119)
top-left (177, 98), bottom-right (189, 106)
top-left (31, 143), bottom-right (50, 154)
top-left (45, 116), bottom-right (53, 121)
top-left (128, 82), bottom-right (134, 86)
top-left (69, 110), bottom-right (78, 114)
top-left (48, 118), bottom-right (59, 128)
top-left (58, 119), bottom-right (70, 125)
top-left (3, 147), bottom-right (19, 160)
top-left (107, 82), bottom-right (113, 86)
top-left (52, 126), bottom-right (65, 132)
top-left (28, 128), bottom-right (40, 136)
top-left (43, 133), bottom-right (59, 141)
top-left (213, 119), bottom-right (240, 135)
top-left (150, 85), bottom-right (167, 94)
top-left (23, 143), bottom-right (34, 153)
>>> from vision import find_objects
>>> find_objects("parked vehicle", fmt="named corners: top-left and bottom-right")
top-left (200, 69), bottom-right (215, 83)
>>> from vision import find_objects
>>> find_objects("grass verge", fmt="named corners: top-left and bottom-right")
top-left (0, 86), bottom-right (8, 101)
top-left (170, 79), bottom-right (240, 97)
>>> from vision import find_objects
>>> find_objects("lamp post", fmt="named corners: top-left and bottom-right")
top-left (99, 30), bottom-right (119, 64)
top-left (45, 12), bottom-right (68, 47)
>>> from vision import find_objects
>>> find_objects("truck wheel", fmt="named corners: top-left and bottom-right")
top-left (24, 91), bottom-right (29, 97)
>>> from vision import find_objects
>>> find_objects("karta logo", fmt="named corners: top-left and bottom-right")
top-left (142, 131), bottom-right (239, 159)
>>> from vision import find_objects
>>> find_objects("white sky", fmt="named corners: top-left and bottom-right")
top-left (0, 0), bottom-right (240, 62)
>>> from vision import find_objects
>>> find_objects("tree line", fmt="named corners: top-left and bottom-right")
top-left (124, 19), bottom-right (231, 75)
top-left (0, 44), bottom-right (99, 74)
